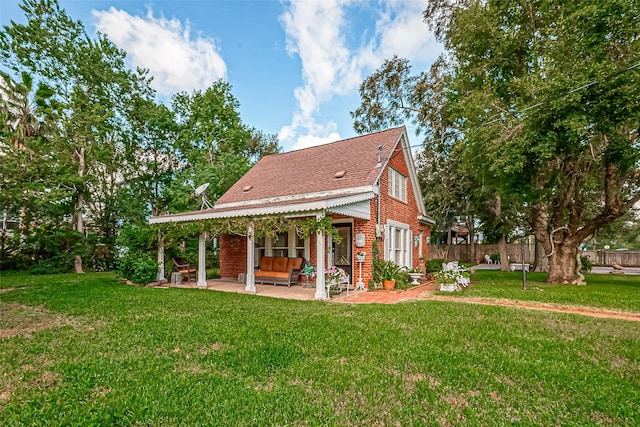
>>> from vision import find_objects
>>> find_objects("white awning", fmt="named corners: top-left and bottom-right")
top-left (149, 192), bottom-right (375, 224)
top-left (327, 199), bottom-right (371, 220)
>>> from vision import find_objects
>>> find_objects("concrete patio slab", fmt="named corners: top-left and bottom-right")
top-left (157, 278), bottom-right (318, 301)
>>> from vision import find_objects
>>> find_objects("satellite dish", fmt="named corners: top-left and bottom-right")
top-left (194, 182), bottom-right (209, 195)
top-left (193, 182), bottom-right (213, 210)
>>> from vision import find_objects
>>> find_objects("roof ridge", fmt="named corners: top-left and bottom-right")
top-left (264, 126), bottom-right (406, 159)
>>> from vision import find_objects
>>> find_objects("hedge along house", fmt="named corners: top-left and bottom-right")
top-left (149, 126), bottom-right (434, 299)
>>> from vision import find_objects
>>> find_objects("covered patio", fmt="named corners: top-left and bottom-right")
top-left (150, 210), bottom-right (342, 300)
top-left (154, 277), bottom-right (319, 300)
top-left (148, 277), bottom-right (436, 304)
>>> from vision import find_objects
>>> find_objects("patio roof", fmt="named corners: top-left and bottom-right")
top-left (149, 191), bottom-right (375, 224)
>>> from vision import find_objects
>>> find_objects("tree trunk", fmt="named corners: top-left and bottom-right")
top-left (74, 192), bottom-right (84, 273)
top-left (498, 234), bottom-right (510, 271)
top-left (547, 244), bottom-right (579, 284)
top-left (74, 146), bottom-right (85, 274)
top-left (467, 215), bottom-right (476, 262)
top-left (532, 238), bottom-right (548, 272)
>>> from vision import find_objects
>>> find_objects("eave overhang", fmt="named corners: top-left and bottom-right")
top-left (149, 191), bottom-right (375, 224)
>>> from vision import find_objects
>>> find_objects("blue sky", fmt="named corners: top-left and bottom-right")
top-left (0, 0), bottom-right (442, 152)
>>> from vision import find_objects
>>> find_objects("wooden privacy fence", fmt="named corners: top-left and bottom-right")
top-left (429, 245), bottom-right (640, 267)
top-left (582, 250), bottom-right (640, 267)
top-left (430, 244), bottom-right (535, 264)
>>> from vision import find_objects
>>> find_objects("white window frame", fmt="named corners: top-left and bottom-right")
top-left (384, 220), bottom-right (412, 268)
top-left (270, 231), bottom-right (289, 257)
top-left (263, 228), bottom-right (310, 261)
top-left (254, 236), bottom-right (266, 267)
top-left (388, 167), bottom-right (407, 202)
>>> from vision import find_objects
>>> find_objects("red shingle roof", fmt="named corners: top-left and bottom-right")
top-left (215, 126), bottom-right (406, 206)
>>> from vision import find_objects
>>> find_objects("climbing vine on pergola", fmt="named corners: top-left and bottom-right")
top-left (151, 214), bottom-right (342, 248)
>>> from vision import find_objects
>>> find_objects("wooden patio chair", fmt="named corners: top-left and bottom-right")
top-left (173, 258), bottom-right (197, 283)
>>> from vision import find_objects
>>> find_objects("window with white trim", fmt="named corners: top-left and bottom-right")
top-left (384, 221), bottom-right (412, 268)
top-left (294, 234), bottom-right (306, 258)
top-left (254, 236), bottom-right (266, 267)
top-left (388, 167), bottom-right (407, 202)
top-left (257, 229), bottom-right (310, 265)
top-left (271, 232), bottom-right (288, 257)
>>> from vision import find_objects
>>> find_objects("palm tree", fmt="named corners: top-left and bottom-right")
top-left (0, 71), bottom-right (54, 148)
top-left (0, 71), bottom-right (56, 262)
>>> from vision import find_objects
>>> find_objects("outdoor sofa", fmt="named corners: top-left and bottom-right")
top-left (255, 256), bottom-right (305, 286)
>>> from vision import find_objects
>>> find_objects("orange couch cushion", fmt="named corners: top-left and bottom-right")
top-left (259, 256), bottom-right (274, 271)
top-left (287, 257), bottom-right (303, 271)
top-left (272, 257), bottom-right (288, 272)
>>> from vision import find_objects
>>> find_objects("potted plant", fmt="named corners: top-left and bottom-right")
top-left (434, 261), bottom-right (470, 292)
top-left (380, 260), bottom-right (402, 290)
top-left (407, 267), bottom-right (423, 285)
top-left (356, 251), bottom-right (366, 262)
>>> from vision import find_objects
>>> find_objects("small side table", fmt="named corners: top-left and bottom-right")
top-left (299, 274), bottom-right (316, 288)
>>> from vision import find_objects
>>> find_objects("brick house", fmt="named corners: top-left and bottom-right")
top-left (149, 126), bottom-right (433, 299)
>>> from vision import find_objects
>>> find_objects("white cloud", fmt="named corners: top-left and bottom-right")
top-left (92, 7), bottom-right (226, 96)
top-left (279, 0), bottom-right (440, 150)
top-left (279, 114), bottom-right (341, 150)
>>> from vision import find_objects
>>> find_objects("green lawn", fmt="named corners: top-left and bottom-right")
top-left (1, 272), bottom-right (639, 425)
top-left (450, 270), bottom-right (640, 312)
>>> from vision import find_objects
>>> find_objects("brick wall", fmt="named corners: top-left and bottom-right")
top-left (378, 143), bottom-right (431, 266)
top-left (353, 214), bottom-right (376, 286)
top-left (219, 234), bottom-right (247, 279)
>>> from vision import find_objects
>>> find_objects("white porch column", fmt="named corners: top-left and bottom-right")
top-left (245, 223), bottom-right (256, 292)
top-left (315, 213), bottom-right (326, 299)
top-left (197, 232), bottom-right (207, 287)
top-left (156, 234), bottom-right (165, 282)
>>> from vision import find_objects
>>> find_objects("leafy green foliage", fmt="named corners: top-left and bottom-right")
top-left (425, 258), bottom-right (446, 273)
top-left (116, 251), bottom-right (158, 285)
top-left (115, 223), bottom-right (159, 284)
top-left (596, 211), bottom-right (640, 250)
top-left (580, 255), bottom-right (593, 273)
top-left (23, 225), bottom-right (83, 273)
top-left (370, 239), bottom-right (384, 286)
top-left (378, 259), bottom-right (404, 281)
top-left (354, 0), bottom-right (640, 283)
top-left (0, 1), bottom-right (281, 274)
top-left (166, 82), bottom-right (279, 214)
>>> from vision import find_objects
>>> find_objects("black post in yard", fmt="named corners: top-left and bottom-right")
top-left (521, 235), bottom-right (527, 291)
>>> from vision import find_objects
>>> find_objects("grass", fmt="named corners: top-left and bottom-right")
top-left (446, 270), bottom-right (640, 312)
top-left (0, 271), bottom-right (639, 425)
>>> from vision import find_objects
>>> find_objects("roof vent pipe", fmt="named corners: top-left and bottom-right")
top-left (376, 145), bottom-right (383, 167)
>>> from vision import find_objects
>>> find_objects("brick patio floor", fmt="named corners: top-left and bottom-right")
top-left (331, 281), bottom-right (437, 304)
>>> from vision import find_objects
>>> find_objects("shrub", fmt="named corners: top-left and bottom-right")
top-left (490, 253), bottom-right (501, 262)
top-left (426, 258), bottom-right (446, 273)
top-left (117, 251), bottom-right (158, 285)
top-left (29, 256), bottom-right (72, 275)
top-left (24, 225), bottom-right (83, 273)
top-left (394, 275), bottom-right (412, 290)
top-left (580, 255), bottom-right (593, 272)
top-left (371, 240), bottom-right (383, 285)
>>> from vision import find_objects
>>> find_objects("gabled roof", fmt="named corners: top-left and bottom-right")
top-left (215, 126), bottom-right (406, 207)
top-left (150, 126), bottom-right (433, 224)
